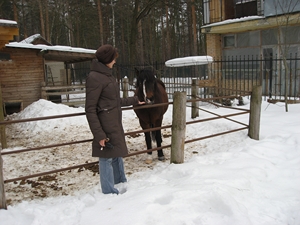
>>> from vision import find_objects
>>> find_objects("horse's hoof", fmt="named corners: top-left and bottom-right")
top-left (145, 155), bottom-right (153, 164)
top-left (158, 156), bottom-right (165, 161)
top-left (145, 158), bottom-right (153, 164)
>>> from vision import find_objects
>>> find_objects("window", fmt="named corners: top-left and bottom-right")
top-left (237, 31), bottom-right (260, 47)
top-left (262, 29), bottom-right (278, 45)
top-left (224, 35), bottom-right (235, 48)
top-left (0, 52), bottom-right (11, 61)
top-left (235, 0), bottom-right (258, 18)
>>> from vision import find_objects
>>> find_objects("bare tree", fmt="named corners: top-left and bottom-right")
top-left (37, 0), bottom-right (46, 38)
top-left (191, 0), bottom-right (197, 56)
top-left (129, 0), bottom-right (160, 64)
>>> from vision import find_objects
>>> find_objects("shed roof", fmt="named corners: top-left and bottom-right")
top-left (5, 34), bottom-right (96, 63)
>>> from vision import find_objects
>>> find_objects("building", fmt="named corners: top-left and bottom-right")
top-left (201, 0), bottom-right (300, 100)
top-left (0, 34), bottom-right (96, 114)
top-left (201, 0), bottom-right (300, 59)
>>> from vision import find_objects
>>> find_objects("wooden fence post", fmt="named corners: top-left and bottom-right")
top-left (171, 91), bottom-right (186, 164)
top-left (248, 85), bottom-right (262, 140)
top-left (0, 154), bottom-right (7, 209)
top-left (191, 79), bottom-right (199, 118)
top-left (123, 77), bottom-right (129, 98)
top-left (0, 85), bottom-right (7, 149)
top-left (0, 84), bottom-right (7, 209)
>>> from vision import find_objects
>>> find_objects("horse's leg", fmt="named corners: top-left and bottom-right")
top-left (139, 119), bottom-right (153, 164)
top-left (144, 131), bottom-right (153, 164)
top-left (144, 131), bottom-right (152, 155)
top-left (155, 129), bottom-right (165, 161)
top-left (154, 118), bottom-right (165, 161)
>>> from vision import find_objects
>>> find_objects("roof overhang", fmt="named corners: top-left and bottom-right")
top-left (5, 42), bottom-right (96, 63)
top-left (201, 13), bottom-right (300, 34)
top-left (39, 50), bottom-right (96, 63)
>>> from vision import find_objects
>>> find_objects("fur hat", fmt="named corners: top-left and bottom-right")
top-left (95, 44), bottom-right (117, 64)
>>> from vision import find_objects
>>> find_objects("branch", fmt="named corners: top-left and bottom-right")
top-left (136, 0), bottom-right (161, 23)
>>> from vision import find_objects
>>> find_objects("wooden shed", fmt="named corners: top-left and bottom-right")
top-left (0, 20), bottom-right (18, 49)
top-left (0, 34), bottom-right (96, 114)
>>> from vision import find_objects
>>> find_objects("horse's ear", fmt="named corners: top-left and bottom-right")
top-left (134, 68), bottom-right (140, 75)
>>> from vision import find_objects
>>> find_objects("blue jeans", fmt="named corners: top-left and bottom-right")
top-left (99, 157), bottom-right (127, 194)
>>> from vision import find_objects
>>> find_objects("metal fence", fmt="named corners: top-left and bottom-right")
top-left (209, 54), bottom-right (300, 102)
top-left (71, 54), bottom-right (300, 102)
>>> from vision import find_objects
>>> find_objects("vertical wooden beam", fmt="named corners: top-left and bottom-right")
top-left (248, 85), bottom-right (262, 140)
top-left (0, 85), bottom-right (7, 148)
top-left (0, 85), bottom-right (7, 209)
top-left (122, 77), bottom-right (129, 98)
top-left (171, 91), bottom-right (186, 164)
top-left (191, 79), bottom-right (199, 118)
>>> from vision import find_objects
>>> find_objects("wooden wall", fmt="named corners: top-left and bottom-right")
top-left (0, 48), bottom-right (44, 110)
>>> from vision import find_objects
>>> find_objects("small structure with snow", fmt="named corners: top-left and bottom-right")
top-left (165, 56), bottom-right (213, 67)
top-left (0, 34), bottom-right (96, 114)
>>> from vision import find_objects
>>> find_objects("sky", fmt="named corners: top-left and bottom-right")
top-left (0, 96), bottom-right (300, 225)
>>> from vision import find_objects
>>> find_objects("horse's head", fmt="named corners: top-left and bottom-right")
top-left (135, 68), bottom-right (157, 104)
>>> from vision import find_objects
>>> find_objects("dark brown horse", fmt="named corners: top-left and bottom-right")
top-left (134, 68), bottom-right (168, 163)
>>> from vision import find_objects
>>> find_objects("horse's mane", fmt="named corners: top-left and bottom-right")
top-left (135, 69), bottom-right (166, 87)
top-left (134, 68), bottom-right (156, 88)
top-left (156, 79), bottom-right (166, 90)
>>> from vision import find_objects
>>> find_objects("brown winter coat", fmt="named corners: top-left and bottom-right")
top-left (85, 59), bottom-right (139, 158)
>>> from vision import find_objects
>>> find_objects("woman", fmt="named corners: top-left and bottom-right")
top-left (85, 44), bottom-right (143, 194)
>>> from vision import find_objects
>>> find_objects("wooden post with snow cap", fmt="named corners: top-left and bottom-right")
top-left (123, 77), bottom-right (129, 98)
top-left (248, 85), bottom-right (262, 140)
top-left (171, 91), bottom-right (186, 164)
top-left (191, 79), bottom-right (199, 118)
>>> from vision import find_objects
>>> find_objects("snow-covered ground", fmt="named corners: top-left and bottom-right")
top-left (1, 98), bottom-right (299, 225)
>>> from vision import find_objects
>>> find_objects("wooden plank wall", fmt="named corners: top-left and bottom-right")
top-left (0, 48), bottom-right (44, 109)
top-left (209, 0), bottom-right (223, 23)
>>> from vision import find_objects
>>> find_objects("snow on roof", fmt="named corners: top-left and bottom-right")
top-left (201, 16), bottom-right (264, 28)
top-left (0, 19), bottom-right (17, 25)
top-left (165, 56), bottom-right (213, 67)
top-left (20, 34), bottom-right (44, 44)
top-left (5, 41), bottom-right (96, 54)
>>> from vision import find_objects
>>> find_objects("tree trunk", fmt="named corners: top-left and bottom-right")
top-left (137, 15), bottom-right (144, 64)
top-left (45, 0), bottom-right (50, 41)
top-left (97, 0), bottom-right (104, 46)
top-left (21, 0), bottom-right (28, 38)
top-left (165, 0), bottom-right (170, 60)
top-left (38, 0), bottom-right (46, 38)
top-left (191, 0), bottom-right (198, 56)
top-left (130, 0), bottom-right (160, 64)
